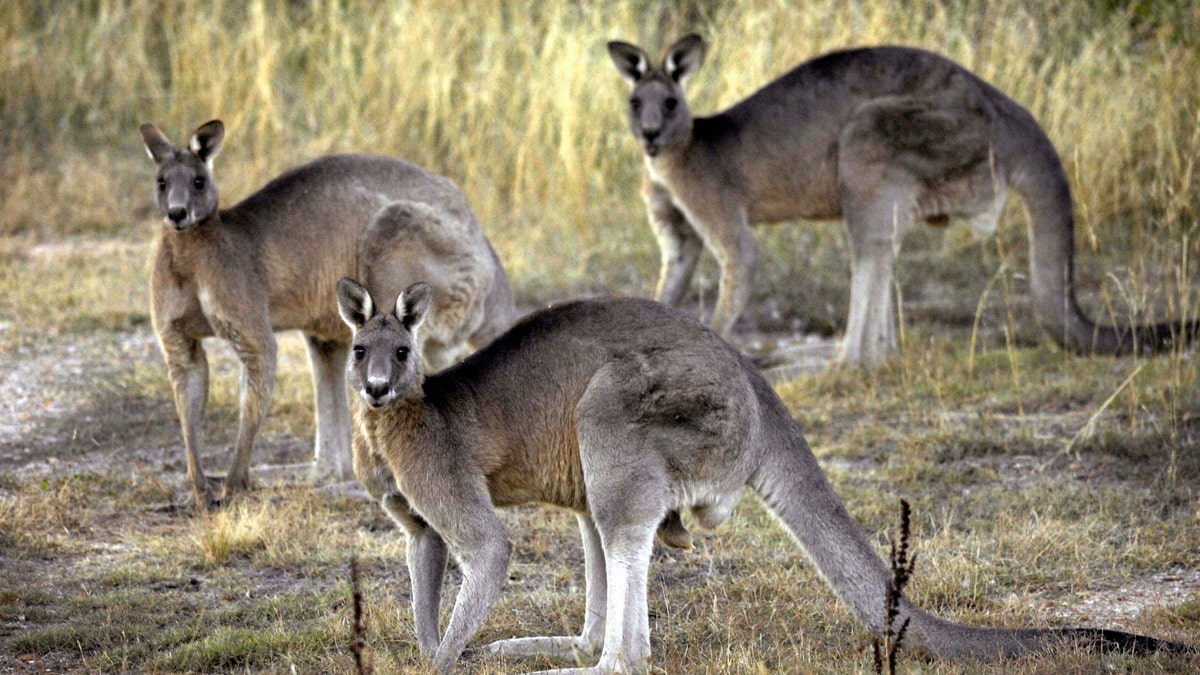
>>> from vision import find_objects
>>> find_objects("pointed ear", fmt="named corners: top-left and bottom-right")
top-left (140, 123), bottom-right (175, 165)
top-left (394, 282), bottom-right (433, 333)
top-left (664, 34), bottom-right (705, 84)
top-left (189, 119), bottom-right (225, 168)
top-left (607, 40), bottom-right (650, 83)
top-left (337, 277), bottom-right (375, 330)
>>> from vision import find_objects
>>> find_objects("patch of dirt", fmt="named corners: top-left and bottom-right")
top-left (1041, 567), bottom-right (1200, 626)
top-left (0, 326), bottom-right (313, 490)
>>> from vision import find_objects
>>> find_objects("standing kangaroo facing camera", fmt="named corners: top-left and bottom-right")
top-left (338, 277), bottom-right (1188, 674)
top-left (608, 35), bottom-right (1198, 365)
top-left (140, 120), bottom-right (515, 508)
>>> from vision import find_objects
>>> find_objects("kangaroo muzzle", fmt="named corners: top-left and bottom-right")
top-left (362, 377), bottom-right (392, 407)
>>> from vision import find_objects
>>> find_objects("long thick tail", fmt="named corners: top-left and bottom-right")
top-left (745, 374), bottom-right (1192, 659)
top-left (1006, 116), bottom-right (1199, 355)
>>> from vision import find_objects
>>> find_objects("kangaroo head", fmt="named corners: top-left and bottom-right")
top-left (139, 119), bottom-right (224, 231)
top-left (337, 277), bottom-right (432, 409)
top-left (607, 34), bottom-right (705, 157)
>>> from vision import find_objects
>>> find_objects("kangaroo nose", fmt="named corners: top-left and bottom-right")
top-left (642, 129), bottom-right (660, 144)
top-left (167, 207), bottom-right (187, 224)
top-left (364, 379), bottom-right (390, 402)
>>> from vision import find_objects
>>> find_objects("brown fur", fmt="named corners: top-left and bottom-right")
top-left (608, 35), bottom-right (1197, 365)
top-left (140, 119), bottom-right (515, 508)
top-left (337, 279), bottom-right (1188, 674)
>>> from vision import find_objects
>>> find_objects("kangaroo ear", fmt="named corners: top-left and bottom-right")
top-left (607, 40), bottom-right (650, 83)
top-left (337, 277), bottom-right (375, 330)
top-left (395, 282), bottom-right (433, 333)
top-left (190, 119), bottom-right (225, 168)
top-left (140, 123), bottom-right (175, 165)
top-left (664, 34), bottom-right (705, 84)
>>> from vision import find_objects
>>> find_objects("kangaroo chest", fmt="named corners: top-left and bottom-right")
top-left (645, 144), bottom-right (843, 225)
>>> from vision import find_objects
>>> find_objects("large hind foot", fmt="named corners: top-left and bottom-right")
top-left (480, 635), bottom-right (599, 662)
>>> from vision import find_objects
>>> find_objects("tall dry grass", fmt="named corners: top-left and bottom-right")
top-left (2, 0), bottom-right (1197, 312)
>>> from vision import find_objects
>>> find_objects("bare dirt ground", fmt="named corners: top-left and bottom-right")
top-left (0, 327), bottom-right (309, 484)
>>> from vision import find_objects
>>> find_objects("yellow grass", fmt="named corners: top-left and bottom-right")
top-left (2, 1), bottom-right (1197, 310)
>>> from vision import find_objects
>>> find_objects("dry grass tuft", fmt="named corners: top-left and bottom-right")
top-left (192, 501), bottom-right (271, 566)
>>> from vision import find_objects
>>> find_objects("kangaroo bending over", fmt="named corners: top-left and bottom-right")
top-left (140, 120), bottom-right (516, 508)
top-left (607, 35), bottom-right (1198, 365)
top-left (338, 277), bottom-right (1187, 674)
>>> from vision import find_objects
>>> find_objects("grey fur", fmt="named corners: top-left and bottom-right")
top-left (608, 35), bottom-right (1197, 365)
top-left (339, 278), bottom-right (1187, 673)
top-left (139, 120), bottom-right (516, 508)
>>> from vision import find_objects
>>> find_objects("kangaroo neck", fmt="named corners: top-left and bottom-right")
top-left (359, 394), bottom-right (437, 449)
top-left (158, 211), bottom-right (227, 272)
top-left (644, 113), bottom-right (739, 188)
top-left (644, 138), bottom-right (700, 186)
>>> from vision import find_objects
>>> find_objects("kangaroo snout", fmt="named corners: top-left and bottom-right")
top-left (641, 130), bottom-right (661, 156)
top-left (362, 378), bottom-right (392, 407)
top-left (166, 206), bottom-right (188, 227)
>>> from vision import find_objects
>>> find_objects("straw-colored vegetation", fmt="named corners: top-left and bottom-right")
top-left (1, 0), bottom-right (1197, 673)
top-left (3, 0), bottom-right (1198, 313)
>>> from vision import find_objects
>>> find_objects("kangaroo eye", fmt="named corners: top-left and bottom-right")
top-left (193, 176), bottom-right (206, 190)
top-left (664, 97), bottom-right (678, 112)
top-left (157, 178), bottom-right (166, 192)
top-left (353, 346), bottom-right (365, 361)
top-left (630, 97), bottom-right (642, 112)
top-left (395, 347), bottom-right (409, 361)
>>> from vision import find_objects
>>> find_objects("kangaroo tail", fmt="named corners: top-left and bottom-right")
top-left (902, 615), bottom-right (1195, 659)
top-left (745, 374), bottom-right (1192, 659)
top-left (1006, 116), bottom-right (1199, 356)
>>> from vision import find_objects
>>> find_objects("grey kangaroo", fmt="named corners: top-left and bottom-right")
top-left (608, 35), bottom-right (1198, 365)
top-left (338, 277), bottom-right (1187, 674)
top-left (140, 120), bottom-right (515, 508)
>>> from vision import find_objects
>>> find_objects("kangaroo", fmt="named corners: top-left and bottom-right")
top-left (139, 120), bottom-right (516, 508)
top-left (607, 35), bottom-right (1199, 365)
top-left (337, 277), bottom-right (1188, 674)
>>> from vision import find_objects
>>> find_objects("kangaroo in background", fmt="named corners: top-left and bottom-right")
top-left (139, 120), bottom-right (515, 508)
top-left (607, 34), bottom-right (1198, 365)
top-left (338, 277), bottom-right (1187, 674)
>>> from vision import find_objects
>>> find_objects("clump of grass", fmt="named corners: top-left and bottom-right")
top-left (0, 474), bottom-right (97, 552)
top-left (155, 625), bottom-right (335, 672)
top-left (191, 501), bottom-right (269, 566)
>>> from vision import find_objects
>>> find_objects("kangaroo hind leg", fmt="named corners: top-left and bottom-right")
top-left (160, 331), bottom-right (215, 507)
top-left (221, 328), bottom-right (276, 500)
top-left (835, 163), bottom-right (918, 366)
top-left (303, 335), bottom-right (353, 482)
top-left (481, 513), bottom-right (608, 663)
top-left (360, 200), bottom-right (490, 371)
top-left (562, 371), bottom-right (680, 674)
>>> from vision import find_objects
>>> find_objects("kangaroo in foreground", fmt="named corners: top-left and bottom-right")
top-left (338, 277), bottom-right (1188, 674)
top-left (608, 35), bottom-right (1199, 365)
top-left (140, 120), bottom-right (515, 508)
